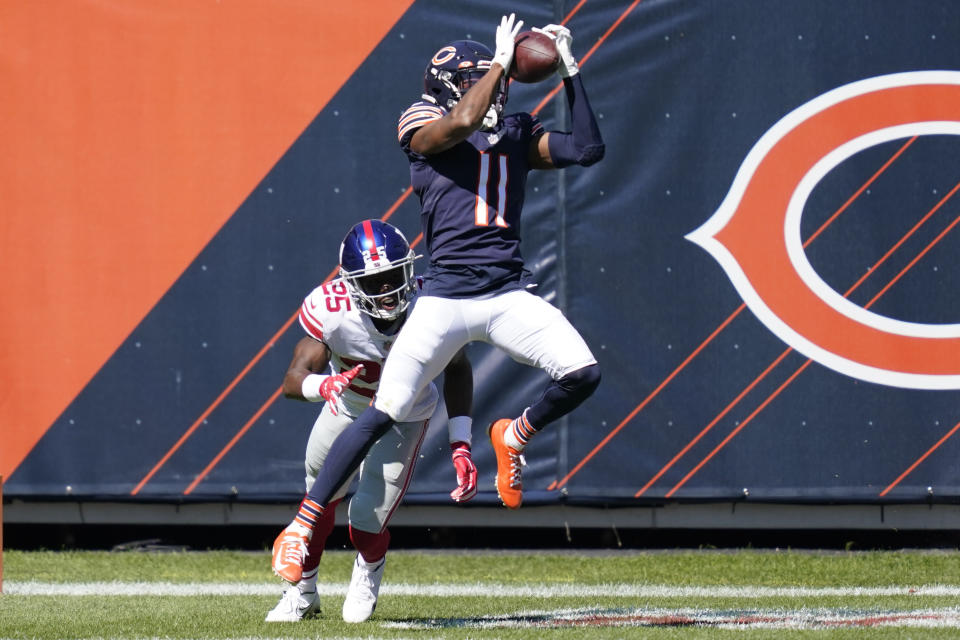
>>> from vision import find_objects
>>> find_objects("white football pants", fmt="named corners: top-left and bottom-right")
top-left (375, 289), bottom-right (597, 421)
top-left (304, 402), bottom-right (428, 533)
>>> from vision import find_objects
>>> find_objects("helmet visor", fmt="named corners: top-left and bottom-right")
top-left (345, 260), bottom-right (416, 320)
top-left (455, 68), bottom-right (487, 93)
top-left (357, 267), bottom-right (405, 296)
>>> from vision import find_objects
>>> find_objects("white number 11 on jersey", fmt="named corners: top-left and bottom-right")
top-left (475, 152), bottom-right (508, 228)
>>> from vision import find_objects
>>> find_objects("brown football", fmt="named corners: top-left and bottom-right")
top-left (510, 31), bottom-right (560, 83)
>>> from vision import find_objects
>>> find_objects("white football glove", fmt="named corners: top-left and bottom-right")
top-left (492, 13), bottom-right (524, 72)
top-left (533, 24), bottom-right (578, 78)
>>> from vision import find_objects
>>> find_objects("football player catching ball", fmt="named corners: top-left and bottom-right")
top-left (272, 12), bottom-right (604, 587)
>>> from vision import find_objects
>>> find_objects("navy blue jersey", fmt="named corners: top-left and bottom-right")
top-left (398, 100), bottom-right (544, 297)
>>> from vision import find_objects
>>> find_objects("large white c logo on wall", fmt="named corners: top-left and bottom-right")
top-left (687, 71), bottom-right (960, 390)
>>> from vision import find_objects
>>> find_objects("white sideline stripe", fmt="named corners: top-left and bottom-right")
top-left (6, 581), bottom-right (960, 598)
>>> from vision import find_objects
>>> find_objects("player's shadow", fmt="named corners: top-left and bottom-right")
top-left (381, 609), bottom-right (708, 630)
top-left (382, 608), bottom-right (935, 631)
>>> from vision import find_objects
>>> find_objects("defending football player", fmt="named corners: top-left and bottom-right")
top-left (272, 14), bottom-right (604, 584)
top-left (266, 220), bottom-right (475, 623)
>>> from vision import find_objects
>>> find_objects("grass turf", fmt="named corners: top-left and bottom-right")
top-left (2, 549), bottom-right (960, 638)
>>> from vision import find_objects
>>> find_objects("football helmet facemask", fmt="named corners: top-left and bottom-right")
top-left (339, 220), bottom-right (419, 321)
top-left (422, 40), bottom-right (508, 130)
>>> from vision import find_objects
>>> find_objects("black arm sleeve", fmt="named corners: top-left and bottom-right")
top-left (546, 74), bottom-right (605, 168)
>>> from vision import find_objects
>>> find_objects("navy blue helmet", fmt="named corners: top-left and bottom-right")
top-left (423, 40), bottom-right (508, 127)
top-left (339, 220), bottom-right (418, 321)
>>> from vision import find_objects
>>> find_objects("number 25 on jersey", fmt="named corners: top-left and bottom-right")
top-left (322, 282), bottom-right (352, 313)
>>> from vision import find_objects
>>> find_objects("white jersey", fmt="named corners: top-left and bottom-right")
top-left (297, 279), bottom-right (438, 421)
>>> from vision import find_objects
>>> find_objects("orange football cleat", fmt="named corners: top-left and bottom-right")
top-left (272, 523), bottom-right (311, 584)
top-left (488, 418), bottom-right (525, 509)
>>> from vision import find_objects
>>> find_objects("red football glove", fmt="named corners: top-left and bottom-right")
top-left (319, 364), bottom-right (363, 416)
top-left (449, 441), bottom-right (477, 503)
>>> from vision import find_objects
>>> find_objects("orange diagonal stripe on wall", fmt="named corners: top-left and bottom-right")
top-left (0, 0), bottom-right (414, 479)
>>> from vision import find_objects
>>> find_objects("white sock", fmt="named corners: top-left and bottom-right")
top-left (505, 411), bottom-right (537, 451)
top-left (504, 419), bottom-right (525, 450)
top-left (298, 567), bottom-right (318, 593)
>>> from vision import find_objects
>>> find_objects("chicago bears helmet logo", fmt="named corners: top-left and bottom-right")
top-left (687, 71), bottom-right (960, 390)
top-left (431, 46), bottom-right (457, 65)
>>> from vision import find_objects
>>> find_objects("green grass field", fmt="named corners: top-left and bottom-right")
top-left (3, 548), bottom-right (960, 638)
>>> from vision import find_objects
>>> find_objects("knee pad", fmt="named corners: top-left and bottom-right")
top-left (526, 363), bottom-right (601, 428)
top-left (373, 385), bottom-right (419, 422)
top-left (564, 363), bottom-right (601, 399)
top-left (347, 493), bottom-right (378, 532)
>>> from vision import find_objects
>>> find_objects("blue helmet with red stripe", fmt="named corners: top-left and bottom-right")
top-left (339, 220), bottom-right (418, 321)
top-left (423, 40), bottom-right (508, 128)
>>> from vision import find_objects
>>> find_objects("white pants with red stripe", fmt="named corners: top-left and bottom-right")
top-left (375, 289), bottom-right (597, 422)
top-left (304, 402), bottom-right (428, 533)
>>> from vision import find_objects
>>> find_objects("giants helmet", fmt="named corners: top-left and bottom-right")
top-left (339, 220), bottom-right (418, 321)
top-left (423, 40), bottom-right (508, 128)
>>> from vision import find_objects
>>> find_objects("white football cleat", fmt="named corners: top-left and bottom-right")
top-left (341, 555), bottom-right (385, 623)
top-left (265, 585), bottom-right (320, 622)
